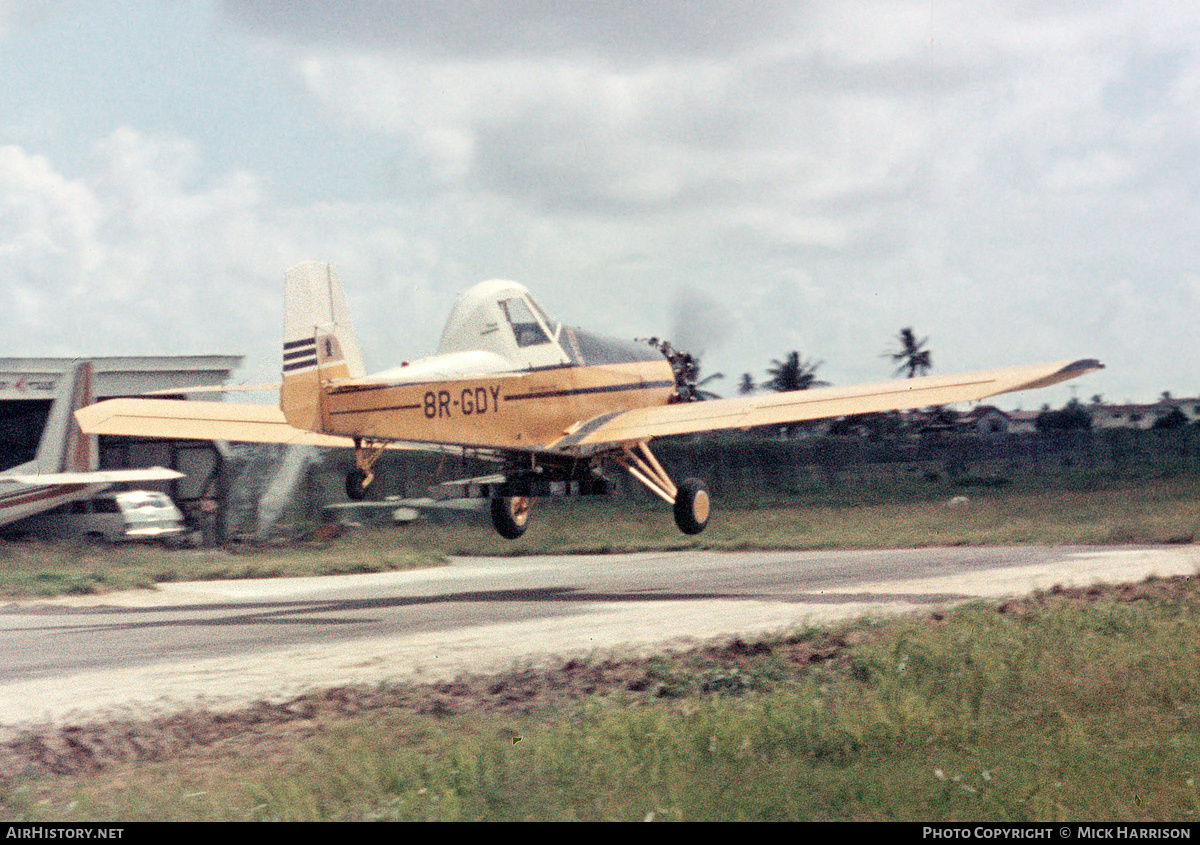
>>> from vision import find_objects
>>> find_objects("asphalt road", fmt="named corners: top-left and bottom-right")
top-left (0, 544), bottom-right (1196, 730)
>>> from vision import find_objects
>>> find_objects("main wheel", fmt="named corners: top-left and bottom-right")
top-left (673, 478), bottom-right (710, 535)
top-left (346, 468), bottom-right (370, 500)
top-left (491, 496), bottom-right (532, 539)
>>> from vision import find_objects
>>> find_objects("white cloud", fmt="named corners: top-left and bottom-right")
top-left (0, 0), bottom-right (72, 31)
top-left (0, 144), bottom-right (101, 295)
top-left (224, 0), bottom-right (804, 60)
top-left (0, 126), bottom-right (521, 384)
top-left (295, 49), bottom-right (750, 208)
top-left (2, 1), bottom-right (1199, 408)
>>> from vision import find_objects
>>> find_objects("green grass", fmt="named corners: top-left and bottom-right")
top-left (4, 471), bottom-right (1199, 821)
top-left (405, 470), bottom-right (1200, 556)
top-left (2, 470), bottom-right (1197, 599)
top-left (0, 529), bottom-right (442, 599)
top-left (7, 580), bottom-right (1200, 821)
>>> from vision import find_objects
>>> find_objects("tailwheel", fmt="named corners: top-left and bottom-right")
top-left (673, 477), bottom-right (710, 535)
top-left (491, 496), bottom-right (533, 539)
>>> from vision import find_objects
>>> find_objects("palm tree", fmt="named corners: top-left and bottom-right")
top-left (765, 352), bottom-right (828, 393)
top-left (887, 327), bottom-right (932, 379)
top-left (673, 348), bottom-right (723, 401)
top-left (738, 373), bottom-right (756, 395)
top-left (690, 364), bottom-right (724, 401)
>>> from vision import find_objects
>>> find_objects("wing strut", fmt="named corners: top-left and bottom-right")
top-left (610, 441), bottom-right (709, 535)
top-left (614, 442), bottom-right (677, 504)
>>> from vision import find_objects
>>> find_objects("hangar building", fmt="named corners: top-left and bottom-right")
top-left (0, 355), bottom-right (243, 518)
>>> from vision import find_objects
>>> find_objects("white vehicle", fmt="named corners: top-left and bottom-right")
top-left (12, 490), bottom-right (187, 543)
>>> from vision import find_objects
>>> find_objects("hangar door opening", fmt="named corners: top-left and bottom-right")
top-left (0, 400), bottom-right (51, 471)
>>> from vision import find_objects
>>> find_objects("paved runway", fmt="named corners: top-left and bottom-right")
top-left (0, 544), bottom-right (1195, 730)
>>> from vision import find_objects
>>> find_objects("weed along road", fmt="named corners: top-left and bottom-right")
top-left (0, 545), bottom-right (1196, 732)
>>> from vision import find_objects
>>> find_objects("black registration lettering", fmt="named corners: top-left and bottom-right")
top-left (426, 386), bottom-right (502, 419)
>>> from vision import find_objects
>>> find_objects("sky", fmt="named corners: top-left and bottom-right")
top-left (1, 0), bottom-right (1198, 411)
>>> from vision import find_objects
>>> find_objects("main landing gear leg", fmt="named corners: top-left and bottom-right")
top-left (346, 439), bottom-right (386, 500)
top-left (615, 442), bottom-right (710, 535)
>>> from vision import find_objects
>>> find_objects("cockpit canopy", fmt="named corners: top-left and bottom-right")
top-left (438, 280), bottom-right (665, 370)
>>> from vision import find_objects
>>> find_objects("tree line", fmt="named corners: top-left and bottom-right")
top-left (699, 328), bottom-right (1194, 434)
top-left (728, 326), bottom-right (932, 396)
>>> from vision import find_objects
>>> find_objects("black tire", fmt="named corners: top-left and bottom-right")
top-left (673, 478), bottom-right (710, 535)
top-left (491, 496), bottom-right (532, 539)
top-left (346, 468), bottom-right (370, 500)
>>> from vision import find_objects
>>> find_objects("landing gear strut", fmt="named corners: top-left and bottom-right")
top-left (428, 445), bottom-right (708, 540)
top-left (613, 442), bottom-right (710, 535)
top-left (346, 439), bottom-right (385, 501)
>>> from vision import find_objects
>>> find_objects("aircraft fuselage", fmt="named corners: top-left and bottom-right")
top-left (322, 356), bottom-right (677, 452)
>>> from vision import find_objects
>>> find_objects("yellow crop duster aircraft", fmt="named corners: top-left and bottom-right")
top-left (77, 262), bottom-right (1102, 539)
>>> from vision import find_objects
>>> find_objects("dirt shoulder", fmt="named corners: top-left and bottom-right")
top-left (2, 574), bottom-right (1192, 781)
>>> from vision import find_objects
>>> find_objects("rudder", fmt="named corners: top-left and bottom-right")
top-left (281, 262), bottom-right (365, 432)
top-left (33, 360), bottom-right (97, 474)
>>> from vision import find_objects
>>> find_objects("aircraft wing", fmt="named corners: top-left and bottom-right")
top-left (75, 398), bottom-right (439, 452)
top-left (553, 358), bottom-right (1104, 450)
top-left (0, 467), bottom-right (184, 485)
top-left (75, 398), bottom-right (361, 447)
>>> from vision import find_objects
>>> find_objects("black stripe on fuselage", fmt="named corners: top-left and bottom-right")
top-left (504, 380), bottom-right (675, 402)
top-left (327, 402), bottom-right (423, 415)
top-left (325, 378), bottom-right (675, 416)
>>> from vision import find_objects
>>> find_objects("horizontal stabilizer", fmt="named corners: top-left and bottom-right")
top-left (75, 398), bottom-right (433, 453)
top-left (1, 467), bottom-right (184, 485)
top-left (76, 398), bottom-right (360, 446)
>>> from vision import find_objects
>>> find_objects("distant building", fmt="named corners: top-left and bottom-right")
top-left (1085, 399), bottom-right (1200, 430)
top-left (1148, 397), bottom-right (1200, 425)
top-left (1004, 410), bottom-right (1041, 434)
top-left (960, 405), bottom-right (1011, 435)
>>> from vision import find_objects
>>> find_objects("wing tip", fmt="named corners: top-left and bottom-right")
top-left (989, 357), bottom-right (1105, 397)
top-left (1060, 358), bottom-right (1105, 374)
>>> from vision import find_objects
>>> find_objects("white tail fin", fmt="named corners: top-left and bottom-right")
top-left (281, 262), bottom-right (365, 432)
top-left (34, 360), bottom-right (97, 474)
